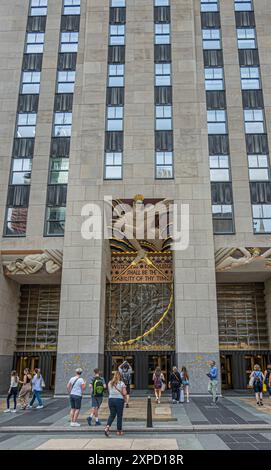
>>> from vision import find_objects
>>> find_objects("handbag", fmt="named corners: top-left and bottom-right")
top-left (248, 375), bottom-right (254, 388)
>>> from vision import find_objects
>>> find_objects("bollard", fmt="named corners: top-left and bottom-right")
top-left (147, 395), bottom-right (153, 428)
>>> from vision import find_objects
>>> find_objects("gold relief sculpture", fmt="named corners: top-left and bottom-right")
top-left (215, 247), bottom-right (271, 272)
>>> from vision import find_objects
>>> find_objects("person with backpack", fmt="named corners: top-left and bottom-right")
top-left (67, 368), bottom-right (86, 427)
top-left (104, 371), bottom-right (127, 437)
top-left (118, 361), bottom-right (132, 408)
top-left (28, 368), bottom-right (45, 409)
top-left (3, 370), bottom-right (20, 413)
top-left (153, 367), bottom-right (165, 404)
top-left (87, 368), bottom-right (106, 426)
top-left (207, 360), bottom-right (219, 405)
top-left (264, 364), bottom-right (271, 398)
top-left (250, 364), bottom-right (265, 406)
top-left (168, 366), bottom-right (182, 404)
top-left (180, 366), bottom-right (190, 403)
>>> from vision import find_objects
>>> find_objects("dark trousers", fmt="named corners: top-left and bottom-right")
top-left (171, 385), bottom-right (180, 402)
top-left (7, 387), bottom-right (18, 409)
top-left (107, 398), bottom-right (124, 431)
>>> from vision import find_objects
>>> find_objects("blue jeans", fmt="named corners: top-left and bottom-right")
top-left (107, 398), bottom-right (124, 431)
top-left (30, 390), bottom-right (43, 407)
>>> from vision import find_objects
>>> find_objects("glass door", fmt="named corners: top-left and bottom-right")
top-left (111, 355), bottom-right (135, 388)
top-left (16, 356), bottom-right (40, 380)
top-left (245, 354), bottom-right (267, 386)
top-left (148, 355), bottom-right (170, 389)
top-left (220, 354), bottom-right (233, 389)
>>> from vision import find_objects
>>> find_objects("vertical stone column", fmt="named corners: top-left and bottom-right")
top-left (54, 0), bottom-right (109, 394)
top-left (172, 0), bottom-right (220, 393)
top-left (0, 268), bottom-right (20, 393)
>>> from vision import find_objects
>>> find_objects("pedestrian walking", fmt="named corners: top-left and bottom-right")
top-left (264, 364), bottom-right (271, 398)
top-left (67, 368), bottom-right (86, 427)
top-left (207, 360), bottom-right (218, 405)
top-left (18, 368), bottom-right (32, 410)
top-left (249, 364), bottom-right (265, 406)
top-left (29, 368), bottom-right (45, 409)
top-left (87, 368), bottom-right (106, 426)
top-left (168, 366), bottom-right (182, 404)
top-left (180, 366), bottom-right (190, 403)
top-left (104, 371), bottom-right (127, 437)
top-left (4, 370), bottom-right (20, 413)
top-left (153, 367), bottom-right (165, 404)
top-left (118, 361), bottom-right (132, 408)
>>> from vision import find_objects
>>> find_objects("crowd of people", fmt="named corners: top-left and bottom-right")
top-left (3, 361), bottom-right (271, 437)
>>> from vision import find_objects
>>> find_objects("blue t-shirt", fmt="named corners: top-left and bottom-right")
top-left (209, 366), bottom-right (218, 381)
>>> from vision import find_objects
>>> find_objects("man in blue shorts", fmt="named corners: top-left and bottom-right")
top-left (87, 368), bottom-right (106, 426)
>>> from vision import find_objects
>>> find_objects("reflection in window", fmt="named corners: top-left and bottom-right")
top-left (244, 109), bottom-right (265, 134)
top-left (5, 207), bottom-right (28, 236)
top-left (26, 33), bottom-right (44, 53)
top-left (212, 204), bottom-right (234, 234)
top-left (237, 28), bottom-right (256, 49)
top-left (253, 204), bottom-right (271, 233)
top-left (11, 159), bottom-right (32, 185)
top-left (209, 155), bottom-right (230, 181)
top-left (156, 105), bottom-right (172, 130)
top-left (54, 112), bottom-right (72, 137)
top-left (248, 155), bottom-right (269, 181)
top-left (21, 72), bottom-right (41, 94)
top-left (202, 29), bottom-right (221, 50)
top-left (201, 0), bottom-right (219, 12)
top-left (60, 32), bottom-right (79, 53)
top-left (16, 113), bottom-right (37, 138)
top-left (108, 64), bottom-right (124, 87)
top-left (49, 158), bottom-right (69, 184)
top-left (45, 207), bottom-right (66, 236)
top-left (241, 67), bottom-right (260, 90)
top-left (155, 24), bottom-right (170, 45)
top-left (207, 110), bottom-right (227, 134)
top-left (104, 152), bottom-right (122, 180)
top-left (63, 0), bottom-right (81, 15)
top-left (109, 25), bottom-right (125, 45)
top-left (30, 0), bottom-right (48, 17)
top-left (155, 63), bottom-right (171, 86)
top-left (205, 67), bottom-right (224, 90)
top-left (57, 71), bottom-right (76, 93)
top-left (156, 152), bottom-right (173, 179)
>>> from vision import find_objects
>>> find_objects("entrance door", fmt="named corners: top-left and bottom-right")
top-left (244, 354), bottom-right (268, 386)
top-left (16, 356), bottom-right (39, 380)
top-left (148, 354), bottom-right (171, 389)
top-left (220, 354), bottom-right (233, 389)
top-left (111, 355), bottom-right (135, 388)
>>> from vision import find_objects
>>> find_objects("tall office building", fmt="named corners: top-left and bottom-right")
top-left (0, 0), bottom-right (271, 393)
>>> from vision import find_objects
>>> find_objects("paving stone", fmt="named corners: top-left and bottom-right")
top-left (131, 439), bottom-right (179, 450)
top-left (84, 439), bottom-right (133, 450)
top-left (36, 439), bottom-right (90, 450)
top-left (197, 433), bottom-right (229, 450)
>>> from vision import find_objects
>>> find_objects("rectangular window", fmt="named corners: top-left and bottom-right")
top-left (202, 29), bottom-right (221, 50)
top-left (207, 110), bottom-right (227, 134)
top-left (10, 159), bottom-right (32, 185)
top-left (156, 105), bottom-right (172, 130)
top-left (235, 1), bottom-right (253, 11)
top-left (155, 24), bottom-right (170, 45)
top-left (63, 0), bottom-right (81, 15)
top-left (16, 113), bottom-right (37, 138)
top-left (155, 0), bottom-right (169, 6)
top-left (237, 28), bottom-right (256, 49)
top-left (45, 207), bottom-right (66, 236)
top-left (5, 208), bottom-right (28, 237)
top-left (30, 0), bottom-right (48, 16)
top-left (49, 158), bottom-right (69, 184)
top-left (155, 63), bottom-right (171, 86)
top-left (104, 152), bottom-right (122, 179)
top-left (201, 0), bottom-right (219, 12)
top-left (111, 0), bottom-right (126, 6)
top-left (57, 71), bottom-right (76, 93)
top-left (26, 33), bottom-right (44, 53)
top-left (156, 151), bottom-right (173, 179)
top-left (109, 25), bottom-right (125, 46)
top-left (60, 32), bottom-right (79, 53)
top-left (21, 71), bottom-right (41, 94)
top-left (54, 112), bottom-right (72, 137)
top-left (205, 67), bottom-right (224, 90)
top-left (240, 66), bottom-right (260, 90)
top-left (107, 107), bottom-right (123, 131)
top-left (253, 205), bottom-right (271, 233)
top-left (248, 155), bottom-right (269, 181)
top-left (108, 64), bottom-right (124, 87)
top-left (244, 109), bottom-right (265, 134)
top-left (212, 204), bottom-right (234, 234)
top-left (209, 155), bottom-right (230, 181)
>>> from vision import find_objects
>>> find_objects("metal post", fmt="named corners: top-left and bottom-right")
top-left (147, 395), bottom-right (153, 428)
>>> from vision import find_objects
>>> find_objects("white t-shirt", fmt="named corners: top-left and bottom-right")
top-left (68, 376), bottom-right (85, 397)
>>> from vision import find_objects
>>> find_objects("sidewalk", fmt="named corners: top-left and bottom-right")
top-left (1, 396), bottom-right (271, 450)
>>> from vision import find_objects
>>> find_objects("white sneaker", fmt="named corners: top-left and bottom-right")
top-left (11, 409), bottom-right (17, 413)
top-left (36, 405), bottom-right (44, 409)
top-left (70, 422), bottom-right (81, 427)
top-left (3, 409), bottom-right (11, 413)
top-left (26, 405), bottom-right (32, 409)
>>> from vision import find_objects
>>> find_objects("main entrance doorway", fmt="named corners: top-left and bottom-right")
top-left (105, 352), bottom-right (175, 390)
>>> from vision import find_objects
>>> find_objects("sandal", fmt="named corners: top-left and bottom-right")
top-left (117, 431), bottom-right (124, 436)
top-left (104, 426), bottom-right (110, 437)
